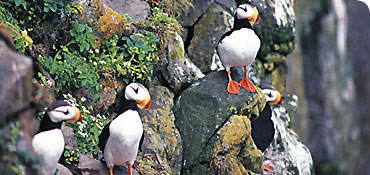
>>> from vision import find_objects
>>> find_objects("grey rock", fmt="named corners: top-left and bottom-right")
top-left (174, 70), bottom-right (265, 174)
top-left (262, 101), bottom-right (314, 175)
top-left (178, 0), bottom-right (236, 26)
top-left (163, 34), bottom-right (204, 94)
top-left (139, 86), bottom-right (182, 174)
top-left (102, 0), bottom-right (150, 22)
top-left (186, 3), bottom-right (233, 73)
top-left (178, 0), bottom-right (214, 26)
top-left (0, 38), bottom-right (32, 116)
top-left (61, 125), bottom-right (78, 150)
top-left (56, 164), bottom-right (73, 175)
top-left (0, 30), bottom-right (38, 175)
top-left (77, 154), bottom-right (139, 175)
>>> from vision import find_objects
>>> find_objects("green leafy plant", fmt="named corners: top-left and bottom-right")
top-left (118, 30), bottom-right (160, 83)
top-left (63, 93), bottom-right (109, 163)
top-left (145, 0), bottom-right (192, 18)
top-left (136, 7), bottom-right (182, 56)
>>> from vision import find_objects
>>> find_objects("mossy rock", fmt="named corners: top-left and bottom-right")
top-left (139, 86), bottom-right (182, 174)
top-left (174, 69), bottom-right (265, 174)
top-left (187, 3), bottom-right (233, 73)
top-left (161, 34), bottom-right (204, 94)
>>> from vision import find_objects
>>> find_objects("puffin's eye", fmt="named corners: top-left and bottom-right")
top-left (243, 6), bottom-right (248, 12)
top-left (267, 92), bottom-right (273, 97)
top-left (131, 86), bottom-right (139, 94)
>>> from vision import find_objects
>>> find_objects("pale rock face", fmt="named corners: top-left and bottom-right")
top-left (262, 105), bottom-right (314, 175)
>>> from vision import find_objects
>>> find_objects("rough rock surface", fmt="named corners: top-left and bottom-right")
top-left (139, 86), bottom-right (182, 174)
top-left (162, 34), bottom-right (204, 94)
top-left (102, 0), bottom-right (150, 22)
top-left (179, 0), bottom-right (236, 26)
top-left (0, 29), bottom-right (39, 174)
top-left (76, 154), bottom-right (139, 175)
top-left (185, 3), bottom-right (233, 73)
top-left (56, 164), bottom-right (73, 175)
top-left (262, 103), bottom-right (314, 175)
top-left (0, 39), bottom-right (33, 117)
top-left (174, 69), bottom-right (266, 174)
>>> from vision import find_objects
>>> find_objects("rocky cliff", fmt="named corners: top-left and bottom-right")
top-left (0, 0), bottom-right (316, 174)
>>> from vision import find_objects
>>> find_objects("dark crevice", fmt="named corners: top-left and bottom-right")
top-left (183, 25), bottom-right (194, 54)
top-left (203, 114), bottom-right (233, 151)
top-left (183, 13), bottom-right (205, 54)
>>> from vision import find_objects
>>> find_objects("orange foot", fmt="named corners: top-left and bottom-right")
top-left (109, 167), bottom-right (113, 175)
top-left (264, 164), bottom-right (275, 173)
top-left (227, 70), bottom-right (241, 94)
top-left (239, 77), bottom-right (256, 92)
top-left (228, 80), bottom-right (241, 94)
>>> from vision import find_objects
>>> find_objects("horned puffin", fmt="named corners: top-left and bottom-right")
top-left (251, 85), bottom-right (282, 173)
top-left (216, 3), bottom-right (260, 94)
top-left (98, 82), bottom-right (151, 175)
top-left (32, 100), bottom-right (82, 175)
top-left (251, 85), bottom-right (282, 152)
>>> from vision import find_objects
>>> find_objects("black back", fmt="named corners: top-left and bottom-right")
top-left (36, 101), bottom-right (71, 133)
top-left (36, 113), bottom-right (63, 134)
top-left (250, 103), bottom-right (275, 152)
top-left (98, 98), bottom-right (139, 153)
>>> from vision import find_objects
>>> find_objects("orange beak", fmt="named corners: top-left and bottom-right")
top-left (136, 93), bottom-right (151, 110)
top-left (144, 98), bottom-right (151, 109)
top-left (248, 7), bottom-right (260, 25)
top-left (68, 107), bottom-right (83, 123)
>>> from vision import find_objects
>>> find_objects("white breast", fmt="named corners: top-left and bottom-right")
top-left (217, 28), bottom-right (260, 70)
top-left (32, 129), bottom-right (65, 175)
top-left (104, 110), bottom-right (143, 167)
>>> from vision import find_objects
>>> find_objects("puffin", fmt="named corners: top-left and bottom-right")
top-left (32, 100), bottom-right (82, 175)
top-left (250, 84), bottom-right (282, 173)
top-left (216, 3), bottom-right (260, 94)
top-left (98, 82), bottom-right (151, 175)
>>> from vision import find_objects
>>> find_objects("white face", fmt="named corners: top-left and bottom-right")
top-left (236, 4), bottom-right (255, 20)
top-left (48, 105), bottom-right (76, 123)
top-left (125, 83), bottom-right (149, 102)
top-left (262, 89), bottom-right (278, 102)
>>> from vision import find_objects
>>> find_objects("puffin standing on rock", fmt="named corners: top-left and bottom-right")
top-left (217, 3), bottom-right (260, 94)
top-left (98, 83), bottom-right (151, 175)
top-left (32, 101), bottom-right (82, 175)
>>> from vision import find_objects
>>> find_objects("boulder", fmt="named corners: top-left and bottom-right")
top-left (76, 154), bottom-right (139, 175)
top-left (0, 36), bottom-right (33, 117)
top-left (102, 0), bottom-right (150, 22)
top-left (139, 86), bottom-right (182, 174)
top-left (0, 29), bottom-right (39, 174)
top-left (162, 34), bottom-right (204, 94)
top-left (186, 3), bottom-right (233, 73)
top-left (178, 0), bottom-right (236, 26)
top-left (56, 164), bottom-right (73, 175)
top-left (174, 69), bottom-right (266, 174)
top-left (79, 0), bottom-right (130, 48)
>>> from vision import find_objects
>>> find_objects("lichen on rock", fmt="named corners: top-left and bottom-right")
top-left (78, 0), bottom-right (131, 48)
top-left (139, 86), bottom-right (182, 174)
top-left (174, 70), bottom-right (265, 174)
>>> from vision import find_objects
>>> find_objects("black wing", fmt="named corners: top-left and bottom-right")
top-left (98, 121), bottom-right (111, 153)
top-left (251, 103), bottom-right (275, 152)
top-left (216, 29), bottom-right (236, 58)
